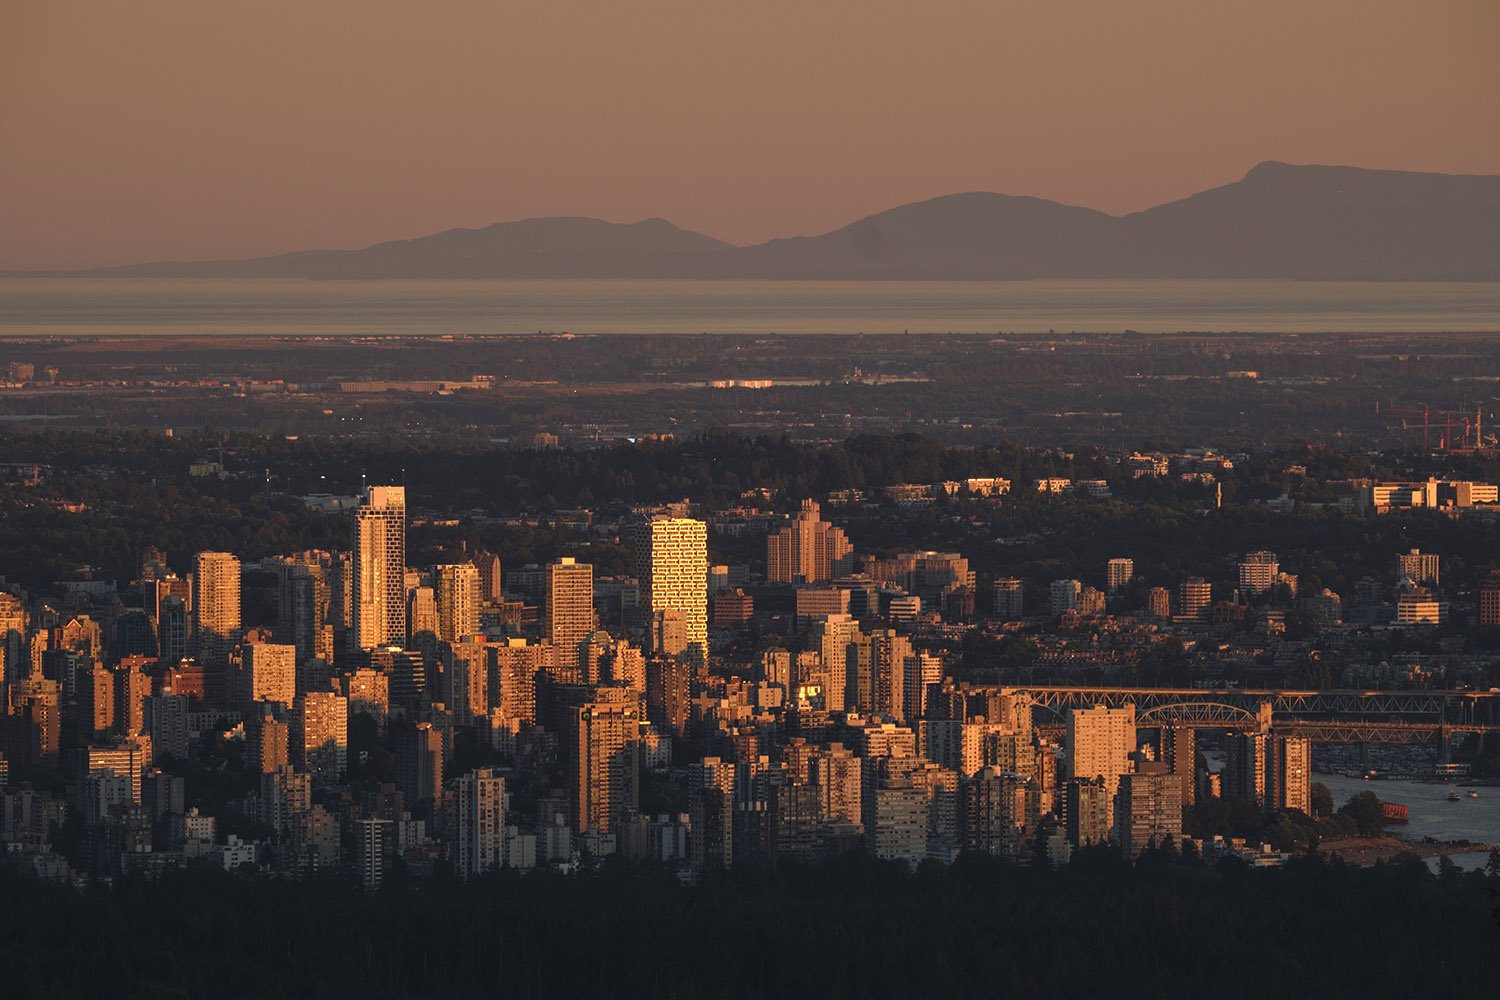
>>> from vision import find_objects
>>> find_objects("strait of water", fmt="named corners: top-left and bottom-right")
top-left (1, 278), bottom-right (1498, 336)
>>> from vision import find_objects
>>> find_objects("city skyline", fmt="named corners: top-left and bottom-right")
top-left (1, 1), bottom-right (1498, 992)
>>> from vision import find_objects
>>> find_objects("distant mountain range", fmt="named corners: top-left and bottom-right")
top-left (56, 162), bottom-right (1500, 280)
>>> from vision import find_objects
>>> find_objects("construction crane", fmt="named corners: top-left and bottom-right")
top-left (1377, 402), bottom-right (1492, 452)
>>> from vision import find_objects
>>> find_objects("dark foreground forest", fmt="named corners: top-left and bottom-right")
top-left (4, 852), bottom-right (1497, 1000)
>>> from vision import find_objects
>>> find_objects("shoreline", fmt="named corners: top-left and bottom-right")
top-left (1316, 835), bottom-right (1496, 867)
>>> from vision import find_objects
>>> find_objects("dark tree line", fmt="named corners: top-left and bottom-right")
top-left (1, 851), bottom-right (1496, 999)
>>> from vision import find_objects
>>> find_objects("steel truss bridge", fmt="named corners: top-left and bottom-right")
top-left (988, 685), bottom-right (1500, 748)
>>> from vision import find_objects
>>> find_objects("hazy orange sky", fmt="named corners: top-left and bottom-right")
top-left (3, 0), bottom-right (1497, 269)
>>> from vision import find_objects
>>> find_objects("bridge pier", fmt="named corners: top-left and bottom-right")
top-left (1359, 742), bottom-right (1371, 771)
top-left (1439, 726), bottom-right (1452, 765)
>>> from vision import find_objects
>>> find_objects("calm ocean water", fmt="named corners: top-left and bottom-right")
top-left (0, 278), bottom-right (1498, 336)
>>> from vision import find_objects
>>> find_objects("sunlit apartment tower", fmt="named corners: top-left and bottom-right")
top-left (1106, 558), bottom-right (1134, 595)
top-left (293, 689), bottom-right (348, 788)
top-left (345, 665), bottom-right (391, 731)
top-left (81, 665), bottom-right (115, 740)
top-left (1237, 551), bottom-right (1279, 595)
top-left (435, 563), bottom-right (480, 643)
top-left (247, 709), bottom-right (290, 774)
top-left (453, 767), bottom-right (507, 878)
top-left (766, 500), bottom-right (854, 584)
top-left (1267, 735), bottom-right (1311, 815)
top-left (353, 486), bottom-right (406, 651)
top-left (406, 586), bottom-right (437, 645)
top-left (1065, 704), bottom-right (1136, 809)
top-left (1146, 586), bottom-right (1172, 619)
top-left (546, 557), bottom-right (595, 670)
top-left (569, 691), bottom-right (641, 833)
top-left (192, 551), bottom-right (241, 666)
top-left (470, 550), bottom-right (503, 602)
top-left (807, 613), bottom-right (861, 713)
top-left (238, 642), bottom-right (297, 709)
top-left (1177, 577), bottom-right (1212, 621)
top-left (629, 515), bottom-right (708, 661)
top-left (863, 629), bottom-right (912, 721)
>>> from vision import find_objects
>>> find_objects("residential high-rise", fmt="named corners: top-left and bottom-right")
top-left (293, 690), bottom-right (348, 788)
top-left (546, 557), bottom-right (594, 670)
top-left (1396, 548), bottom-right (1440, 588)
top-left (1159, 724), bottom-right (1196, 807)
top-left (238, 642), bottom-right (297, 708)
top-left (158, 596), bottom-right (189, 661)
top-left (629, 515), bottom-right (708, 661)
top-left (855, 629), bottom-right (912, 720)
top-left (1480, 571), bottom-right (1500, 627)
top-left (247, 710), bottom-right (290, 774)
top-left (1116, 768), bottom-right (1182, 859)
top-left (1106, 558), bottom-right (1134, 595)
top-left (1147, 586), bottom-right (1172, 619)
top-left (192, 552), bottom-right (241, 666)
top-left (144, 693), bottom-right (190, 762)
top-left (1238, 551), bottom-right (1279, 595)
top-left (1178, 577), bottom-right (1212, 621)
top-left (113, 662), bottom-right (151, 737)
top-left (356, 818), bottom-right (393, 891)
top-left (569, 691), bottom-right (640, 833)
top-left (81, 665), bottom-right (115, 740)
top-left (470, 551), bottom-right (503, 602)
top-left (406, 586), bottom-right (437, 644)
top-left (353, 486), bottom-right (406, 650)
top-left (1049, 579), bottom-right (1081, 617)
top-left (1267, 734), bottom-right (1311, 815)
top-left (766, 500), bottom-right (854, 585)
top-left (1223, 732), bottom-right (1267, 808)
top-left (807, 613), bottom-right (861, 713)
top-left (396, 721), bottom-right (444, 806)
top-left (452, 767), bottom-right (506, 878)
top-left (1065, 704), bottom-right (1136, 808)
top-left (1064, 777), bottom-right (1110, 847)
top-left (435, 563), bottom-right (480, 643)
top-left (903, 652), bottom-right (943, 724)
top-left (992, 578), bottom-right (1024, 620)
top-left (960, 767), bottom-right (1032, 859)
top-left (275, 556), bottom-right (329, 665)
top-left (688, 756), bottom-right (736, 871)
